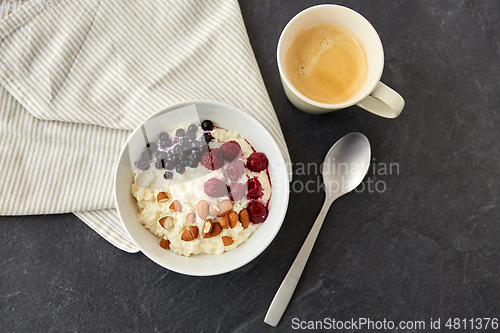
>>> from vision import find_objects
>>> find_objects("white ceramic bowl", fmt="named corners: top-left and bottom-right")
top-left (114, 100), bottom-right (290, 276)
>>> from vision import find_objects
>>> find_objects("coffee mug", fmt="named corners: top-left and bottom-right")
top-left (277, 5), bottom-right (404, 118)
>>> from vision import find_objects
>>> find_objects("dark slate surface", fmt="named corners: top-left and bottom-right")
top-left (2, 1), bottom-right (500, 332)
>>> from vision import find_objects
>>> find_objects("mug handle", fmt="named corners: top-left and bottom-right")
top-left (356, 82), bottom-right (405, 118)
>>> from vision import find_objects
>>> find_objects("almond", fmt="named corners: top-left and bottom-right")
top-left (205, 222), bottom-right (222, 238)
top-left (157, 191), bottom-right (169, 203)
top-left (159, 237), bottom-right (170, 249)
top-left (197, 200), bottom-right (208, 220)
top-left (169, 200), bottom-right (182, 212)
top-left (181, 229), bottom-right (194, 241)
top-left (189, 226), bottom-right (199, 238)
top-left (222, 236), bottom-right (234, 246)
top-left (186, 213), bottom-right (196, 224)
top-left (228, 211), bottom-right (238, 228)
top-left (217, 200), bottom-right (233, 217)
top-left (181, 226), bottom-right (199, 241)
top-left (202, 219), bottom-right (213, 238)
top-left (220, 215), bottom-right (230, 229)
top-left (239, 208), bottom-right (250, 229)
top-left (209, 203), bottom-right (219, 216)
top-left (158, 216), bottom-right (173, 229)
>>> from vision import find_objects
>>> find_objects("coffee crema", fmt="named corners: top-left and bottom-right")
top-left (285, 23), bottom-right (368, 104)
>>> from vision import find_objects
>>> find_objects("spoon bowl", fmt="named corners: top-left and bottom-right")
top-left (322, 133), bottom-right (371, 201)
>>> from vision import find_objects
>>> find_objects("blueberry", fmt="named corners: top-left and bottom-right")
top-left (176, 165), bottom-right (186, 174)
top-left (180, 150), bottom-right (191, 161)
top-left (188, 160), bottom-right (199, 168)
top-left (137, 159), bottom-right (150, 170)
top-left (156, 151), bottom-right (168, 161)
top-left (175, 128), bottom-right (185, 137)
top-left (141, 150), bottom-right (152, 161)
top-left (171, 154), bottom-right (181, 164)
top-left (173, 145), bottom-right (182, 154)
top-left (186, 131), bottom-right (196, 139)
top-left (192, 152), bottom-right (203, 162)
top-left (200, 144), bottom-right (209, 153)
top-left (191, 140), bottom-right (201, 149)
top-left (155, 160), bottom-right (164, 170)
top-left (159, 132), bottom-right (169, 141)
top-left (164, 160), bottom-right (174, 170)
top-left (164, 171), bottom-right (174, 180)
top-left (180, 137), bottom-right (191, 148)
top-left (201, 120), bottom-right (214, 131)
top-left (155, 152), bottom-right (170, 169)
top-left (146, 142), bottom-right (158, 151)
top-left (160, 137), bottom-right (172, 149)
top-left (188, 124), bottom-right (198, 133)
top-left (204, 132), bottom-right (213, 143)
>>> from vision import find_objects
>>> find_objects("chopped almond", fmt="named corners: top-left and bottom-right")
top-left (202, 219), bottom-right (213, 238)
top-left (169, 200), bottom-right (182, 212)
top-left (159, 237), bottom-right (170, 249)
top-left (222, 236), bottom-right (234, 246)
top-left (197, 200), bottom-right (208, 220)
top-left (228, 211), bottom-right (238, 228)
top-left (157, 192), bottom-right (169, 203)
top-left (217, 200), bottom-right (233, 217)
top-left (205, 222), bottom-right (222, 238)
top-left (220, 216), bottom-right (230, 229)
top-left (239, 208), bottom-right (250, 229)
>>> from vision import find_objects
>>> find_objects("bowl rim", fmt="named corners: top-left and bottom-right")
top-left (113, 99), bottom-right (290, 276)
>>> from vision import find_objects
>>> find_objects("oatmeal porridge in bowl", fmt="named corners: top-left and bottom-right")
top-left (114, 101), bottom-right (289, 276)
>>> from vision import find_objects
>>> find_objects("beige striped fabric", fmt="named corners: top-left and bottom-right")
top-left (0, 0), bottom-right (291, 252)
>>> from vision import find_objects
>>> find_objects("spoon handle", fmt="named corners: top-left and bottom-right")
top-left (264, 198), bottom-right (333, 327)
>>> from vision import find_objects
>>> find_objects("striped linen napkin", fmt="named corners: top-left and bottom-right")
top-left (0, 0), bottom-right (291, 252)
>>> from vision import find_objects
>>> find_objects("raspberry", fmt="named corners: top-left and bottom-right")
top-left (228, 182), bottom-right (246, 201)
top-left (225, 160), bottom-right (245, 181)
top-left (204, 178), bottom-right (228, 197)
top-left (248, 202), bottom-right (268, 223)
top-left (246, 177), bottom-right (262, 199)
top-left (220, 140), bottom-right (241, 161)
top-left (247, 152), bottom-right (268, 172)
top-left (201, 148), bottom-right (224, 170)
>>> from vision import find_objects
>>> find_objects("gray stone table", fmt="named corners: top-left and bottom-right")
top-left (2, 1), bottom-right (500, 332)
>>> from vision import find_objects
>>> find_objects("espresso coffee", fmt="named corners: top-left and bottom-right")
top-left (285, 23), bottom-right (368, 104)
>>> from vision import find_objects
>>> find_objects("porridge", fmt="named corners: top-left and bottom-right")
top-left (131, 119), bottom-right (271, 256)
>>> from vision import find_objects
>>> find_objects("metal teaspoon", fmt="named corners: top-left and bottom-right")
top-left (264, 132), bottom-right (371, 326)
